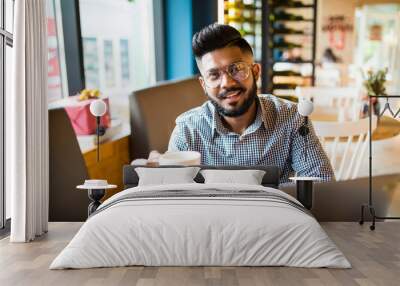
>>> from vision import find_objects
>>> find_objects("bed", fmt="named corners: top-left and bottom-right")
top-left (50, 165), bottom-right (350, 269)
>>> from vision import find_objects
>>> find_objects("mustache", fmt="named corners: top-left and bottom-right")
top-left (217, 87), bottom-right (245, 99)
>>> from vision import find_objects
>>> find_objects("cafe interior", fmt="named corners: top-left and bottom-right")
top-left (1, 0), bottom-right (400, 285)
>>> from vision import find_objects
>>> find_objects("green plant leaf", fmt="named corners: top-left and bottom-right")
top-left (363, 68), bottom-right (388, 96)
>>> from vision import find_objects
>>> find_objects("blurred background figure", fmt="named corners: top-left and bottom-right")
top-left (322, 48), bottom-right (341, 64)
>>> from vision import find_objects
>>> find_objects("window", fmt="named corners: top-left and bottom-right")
top-left (120, 39), bottom-right (130, 86)
top-left (103, 39), bottom-right (116, 88)
top-left (1, 0), bottom-right (14, 231)
top-left (79, 0), bottom-right (157, 126)
top-left (79, 0), bottom-right (156, 95)
top-left (355, 4), bottom-right (400, 93)
top-left (82, 37), bottom-right (100, 88)
top-left (47, 0), bottom-right (68, 103)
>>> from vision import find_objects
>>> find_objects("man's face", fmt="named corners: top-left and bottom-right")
top-left (198, 46), bottom-right (261, 117)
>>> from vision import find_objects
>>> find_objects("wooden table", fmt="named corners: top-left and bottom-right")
top-left (310, 107), bottom-right (400, 141)
top-left (281, 173), bottom-right (400, 220)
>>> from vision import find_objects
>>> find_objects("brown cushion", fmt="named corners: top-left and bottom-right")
top-left (130, 77), bottom-right (206, 159)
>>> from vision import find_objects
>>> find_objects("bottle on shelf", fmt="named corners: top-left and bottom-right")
top-left (223, 0), bottom-right (263, 60)
top-left (225, 14), bottom-right (260, 24)
top-left (225, 1), bottom-right (257, 10)
top-left (272, 70), bottom-right (302, 76)
top-left (269, 0), bottom-right (313, 8)
top-left (261, 0), bottom-right (316, 99)
top-left (271, 40), bottom-right (302, 49)
top-left (270, 36), bottom-right (302, 50)
top-left (272, 23), bottom-right (304, 35)
top-left (269, 10), bottom-right (306, 22)
top-left (272, 83), bottom-right (298, 90)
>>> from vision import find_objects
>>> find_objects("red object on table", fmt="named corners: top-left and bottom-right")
top-left (64, 97), bottom-right (111, 135)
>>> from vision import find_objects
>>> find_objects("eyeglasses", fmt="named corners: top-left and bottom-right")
top-left (202, 61), bottom-right (253, 88)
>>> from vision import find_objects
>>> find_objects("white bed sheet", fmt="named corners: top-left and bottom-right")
top-left (50, 183), bottom-right (351, 269)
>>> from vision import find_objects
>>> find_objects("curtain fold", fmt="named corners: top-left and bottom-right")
top-left (9, 0), bottom-right (49, 242)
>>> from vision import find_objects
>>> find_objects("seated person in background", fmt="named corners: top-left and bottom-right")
top-left (322, 48), bottom-right (341, 64)
top-left (168, 23), bottom-right (334, 184)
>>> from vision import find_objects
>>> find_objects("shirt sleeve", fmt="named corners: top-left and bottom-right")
top-left (290, 118), bottom-right (336, 182)
top-left (168, 123), bottom-right (190, 152)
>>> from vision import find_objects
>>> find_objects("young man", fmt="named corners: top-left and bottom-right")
top-left (168, 23), bottom-right (334, 184)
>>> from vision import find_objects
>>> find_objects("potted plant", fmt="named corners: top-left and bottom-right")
top-left (362, 68), bottom-right (388, 117)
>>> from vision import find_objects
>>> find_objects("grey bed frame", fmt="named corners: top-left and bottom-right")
top-left (123, 165), bottom-right (280, 189)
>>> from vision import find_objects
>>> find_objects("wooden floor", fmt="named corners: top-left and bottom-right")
top-left (1, 222), bottom-right (400, 286)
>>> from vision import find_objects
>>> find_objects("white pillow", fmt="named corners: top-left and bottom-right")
top-left (135, 167), bottom-right (201, 186)
top-left (200, 169), bottom-right (266, 185)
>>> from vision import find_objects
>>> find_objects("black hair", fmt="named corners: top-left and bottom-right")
top-left (323, 48), bottom-right (340, 63)
top-left (192, 23), bottom-right (253, 59)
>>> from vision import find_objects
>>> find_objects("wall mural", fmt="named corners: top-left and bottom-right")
top-left (322, 15), bottom-right (353, 50)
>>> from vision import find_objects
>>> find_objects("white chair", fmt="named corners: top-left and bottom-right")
top-left (313, 116), bottom-right (378, 181)
top-left (315, 64), bottom-right (341, 87)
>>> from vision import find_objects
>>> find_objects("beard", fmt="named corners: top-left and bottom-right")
top-left (207, 77), bottom-right (258, 118)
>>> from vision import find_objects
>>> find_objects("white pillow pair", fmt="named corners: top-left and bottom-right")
top-left (135, 167), bottom-right (266, 186)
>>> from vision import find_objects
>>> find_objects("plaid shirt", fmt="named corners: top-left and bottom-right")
top-left (168, 94), bottom-right (335, 184)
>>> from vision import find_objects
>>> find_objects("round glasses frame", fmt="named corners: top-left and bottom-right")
top-left (202, 61), bottom-right (254, 89)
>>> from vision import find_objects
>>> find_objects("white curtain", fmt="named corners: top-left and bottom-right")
top-left (9, 0), bottom-right (49, 242)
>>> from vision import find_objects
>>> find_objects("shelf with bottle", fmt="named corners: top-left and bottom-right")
top-left (270, 2), bottom-right (315, 9)
top-left (268, 41), bottom-right (312, 58)
top-left (272, 4), bottom-right (315, 9)
top-left (225, 15), bottom-right (261, 24)
top-left (224, 1), bottom-right (259, 11)
top-left (272, 74), bottom-right (312, 85)
top-left (268, 0), bottom-right (314, 7)
top-left (261, 0), bottom-right (316, 98)
top-left (270, 35), bottom-right (304, 51)
top-left (270, 22), bottom-right (309, 36)
top-left (226, 21), bottom-right (257, 35)
top-left (270, 59), bottom-right (313, 64)
top-left (269, 10), bottom-right (313, 22)
top-left (225, 6), bottom-right (257, 17)
top-left (272, 70), bottom-right (302, 77)
top-left (271, 72), bottom-right (311, 85)
top-left (224, 1), bottom-right (261, 23)
top-left (223, 0), bottom-right (263, 62)
top-left (270, 18), bottom-right (314, 23)
top-left (267, 68), bottom-right (312, 94)
top-left (272, 83), bottom-right (299, 90)
top-left (272, 31), bottom-right (311, 36)
top-left (273, 89), bottom-right (297, 97)
top-left (271, 49), bottom-right (311, 63)
top-left (271, 43), bottom-right (303, 50)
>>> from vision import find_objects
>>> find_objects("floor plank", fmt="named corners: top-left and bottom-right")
top-left (0, 222), bottom-right (399, 286)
